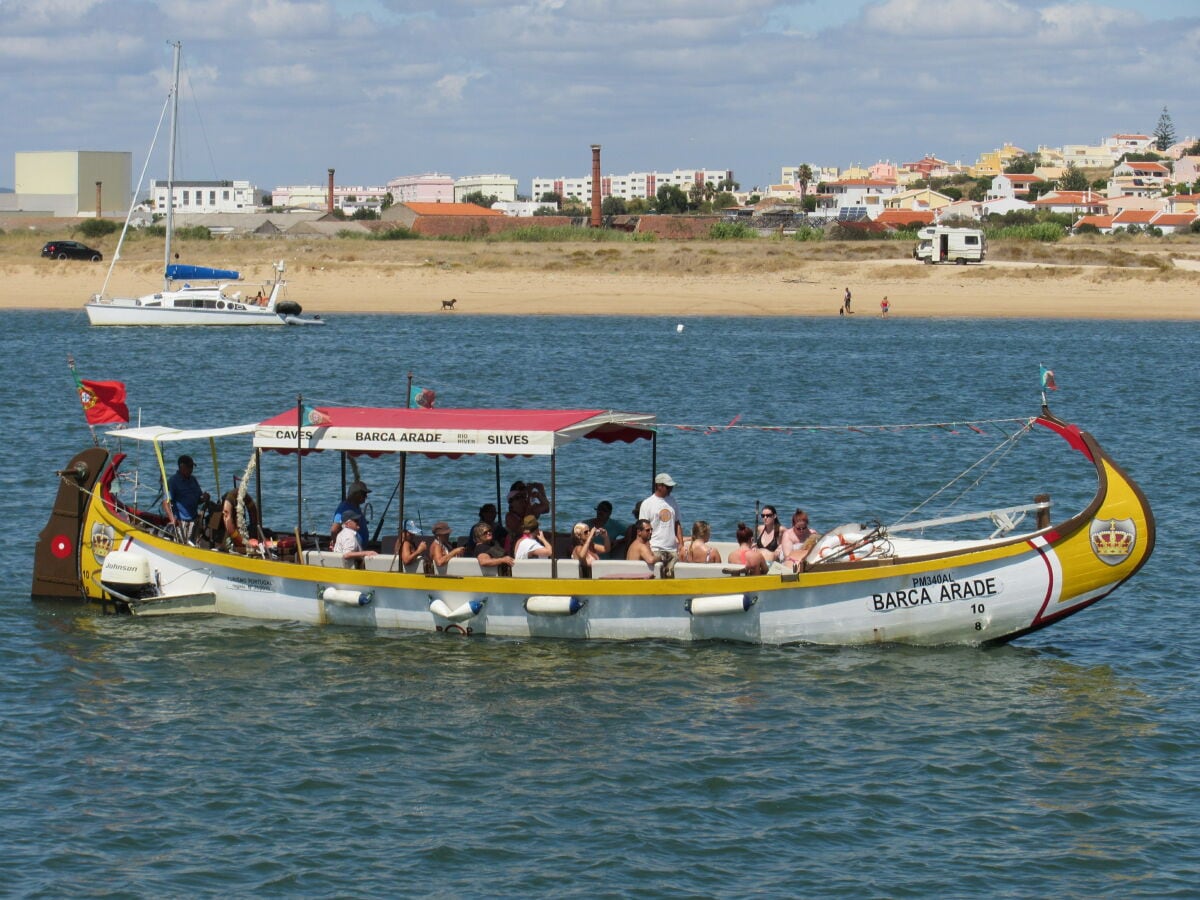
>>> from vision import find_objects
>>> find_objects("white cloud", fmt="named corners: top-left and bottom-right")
top-left (861, 0), bottom-right (1034, 37)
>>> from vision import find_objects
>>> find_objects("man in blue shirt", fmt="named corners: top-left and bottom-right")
top-left (167, 454), bottom-right (208, 542)
top-left (331, 480), bottom-right (372, 550)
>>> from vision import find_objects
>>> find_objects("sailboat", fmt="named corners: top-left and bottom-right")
top-left (84, 42), bottom-right (324, 327)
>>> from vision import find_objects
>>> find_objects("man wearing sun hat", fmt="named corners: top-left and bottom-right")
top-left (331, 479), bottom-right (372, 550)
top-left (638, 473), bottom-right (683, 576)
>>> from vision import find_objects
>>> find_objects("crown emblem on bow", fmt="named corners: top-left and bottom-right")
top-left (1090, 518), bottom-right (1135, 565)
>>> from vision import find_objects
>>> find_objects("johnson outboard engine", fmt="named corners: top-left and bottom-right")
top-left (99, 551), bottom-right (158, 601)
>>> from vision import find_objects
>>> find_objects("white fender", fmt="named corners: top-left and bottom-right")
top-left (685, 594), bottom-right (756, 616)
top-left (524, 595), bottom-right (585, 616)
top-left (429, 597), bottom-right (486, 621)
top-left (321, 587), bottom-right (372, 606)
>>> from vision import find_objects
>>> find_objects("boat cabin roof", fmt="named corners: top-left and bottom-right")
top-left (254, 406), bottom-right (656, 457)
top-left (110, 407), bottom-right (656, 458)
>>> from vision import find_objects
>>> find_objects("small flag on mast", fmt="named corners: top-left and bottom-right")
top-left (1040, 365), bottom-right (1058, 392)
top-left (69, 357), bottom-right (129, 425)
top-left (411, 386), bottom-right (436, 409)
top-left (302, 405), bottom-right (331, 426)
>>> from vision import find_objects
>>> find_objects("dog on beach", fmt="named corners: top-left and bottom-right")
top-left (441, 298), bottom-right (457, 311)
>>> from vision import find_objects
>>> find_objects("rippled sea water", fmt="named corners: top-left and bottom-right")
top-left (3, 309), bottom-right (1197, 897)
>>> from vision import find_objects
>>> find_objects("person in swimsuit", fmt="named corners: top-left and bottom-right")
top-left (681, 520), bottom-right (721, 563)
top-left (754, 505), bottom-right (783, 559)
top-left (781, 509), bottom-right (818, 565)
top-left (727, 523), bottom-right (769, 575)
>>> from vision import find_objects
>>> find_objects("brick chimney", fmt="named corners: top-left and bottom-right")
top-left (590, 144), bottom-right (602, 228)
top-left (327, 168), bottom-right (335, 213)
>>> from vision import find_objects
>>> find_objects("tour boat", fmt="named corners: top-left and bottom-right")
top-left (32, 402), bottom-right (1154, 647)
top-left (84, 42), bottom-right (323, 327)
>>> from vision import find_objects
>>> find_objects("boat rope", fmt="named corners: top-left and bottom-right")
top-left (889, 418), bottom-right (1037, 529)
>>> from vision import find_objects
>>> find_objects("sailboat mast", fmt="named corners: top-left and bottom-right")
top-left (163, 40), bottom-right (181, 289)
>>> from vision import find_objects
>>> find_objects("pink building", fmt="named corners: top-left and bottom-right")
top-left (386, 173), bottom-right (454, 204)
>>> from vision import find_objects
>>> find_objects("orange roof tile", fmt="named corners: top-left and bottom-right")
top-left (1153, 213), bottom-right (1195, 225)
top-left (875, 209), bottom-right (935, 225)
top-left (1112, 209), bottom-right (1157, 224)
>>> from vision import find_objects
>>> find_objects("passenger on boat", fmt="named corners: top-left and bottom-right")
top-left (780, 509), bottom-right (818, 563)
top-left (514, 514), bottom-right (553, 560)
top-left (728, 523), bottom-right (770, 575)
top-left (503, 481), bottom-right (549, 547)
top-left (639, 473), bottom-right (683, 576)
top-left (399, 525), bottom-right (428, 569)
top-left (754, 505), bottom-right (783, 558)
top-left (626, 519), bottom-right (657, 566)
top-left (613, 502), bottom-right (642, 561)
top-left (331, 481), bottom-right (372, 550)
top-left (681, 520), bottom-right (721, 563)
top-left (587, 500), bottom-right (622, 558)
top-left (333, 512), bottom-right (378, 568)
top-left (215, 488), bottom-right (260, 550)
top-left (430, 521), bottom-right (465, 569)
top-left (166, 454), bottom-right (209, 542)
top-left (472, 522), bottom-right (514, 574)
top-left (466, 503), bottom-right (506, 553)
top-left (571, 522), bottom-right (602, 575)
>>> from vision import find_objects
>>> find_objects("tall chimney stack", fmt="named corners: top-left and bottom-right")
top-left (590, 144), bottom-right (602, 228)
top-left (327, 168), bottom-right (335, 213)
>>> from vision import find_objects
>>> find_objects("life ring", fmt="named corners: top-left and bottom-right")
top-left (812, 532), bottom-right (878, 562)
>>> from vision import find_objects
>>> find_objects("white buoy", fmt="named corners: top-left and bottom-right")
top-left (676, 323), bottom-right (685, 333)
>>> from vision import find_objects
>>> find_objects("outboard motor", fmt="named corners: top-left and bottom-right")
top-left (100, 551), bottom-right (157, 601)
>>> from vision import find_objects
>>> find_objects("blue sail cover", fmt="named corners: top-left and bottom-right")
top-left (165, 264), bottom-right (240, 281)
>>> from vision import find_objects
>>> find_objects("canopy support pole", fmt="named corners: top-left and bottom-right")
top-left (550, 451), bottom-right (557, 578)
top-left (295, 394), bottom-right (303, 542)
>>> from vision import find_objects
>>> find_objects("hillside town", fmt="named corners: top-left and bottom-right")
top-left (5, 114), bottom-right (1200, 238)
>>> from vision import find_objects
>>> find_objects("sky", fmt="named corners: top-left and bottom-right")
top-left (2, 0), bottom-right (1199, 194)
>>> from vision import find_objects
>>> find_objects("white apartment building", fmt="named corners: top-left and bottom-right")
top-left (454, 174), bottom-right (519, 203)
top-left (781, 165), bottom-right (839, 187)
top-left (531, 168), bottom-right (734, 203)
top-left (387, 173), bottom-right (454, 204)
top-left (270, 184), bottom-right (389, 211)
top-left (152, 179), bottom-right (258, 213)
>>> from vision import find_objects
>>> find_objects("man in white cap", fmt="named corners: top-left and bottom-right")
top-left (639, 473), bottom-right (683, 576)
top-left (331, 480), bottom-right (372, 550)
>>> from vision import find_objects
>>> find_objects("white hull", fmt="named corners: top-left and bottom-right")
top-left (93, 527), bottom-right (1113, 646)
top-left (86, 300), bottom-right (294, 326)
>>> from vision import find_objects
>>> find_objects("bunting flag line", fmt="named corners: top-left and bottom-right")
top-left (658, 416), bottom-right (1034, 437)
top-left (68, 357), bottom-right (130, 425)
top-left (1040, 365), bottom-right (1058, 392)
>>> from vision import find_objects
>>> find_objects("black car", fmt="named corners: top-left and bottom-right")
top-left (41, 240), bottom-right (103, 262)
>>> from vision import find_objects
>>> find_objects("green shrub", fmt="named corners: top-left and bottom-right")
top-left (77, 218), bottom-right (120, 238)
top-left (370, 226), bottom-right (419, 240)
top-left (708, 222), bottom-right (757, 239)
top-left (174, 225), bottom-right (212, 240)
top-left (790, 227), bottom-right (824, 242)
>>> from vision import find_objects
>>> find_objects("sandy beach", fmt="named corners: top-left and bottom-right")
top-left (4, 237), bottom-right (1199, 319)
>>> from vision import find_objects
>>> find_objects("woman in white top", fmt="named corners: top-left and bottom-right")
top-left (514, 514), bottom-right (552, 559)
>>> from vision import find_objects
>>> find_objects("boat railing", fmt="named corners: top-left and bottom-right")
top-left (887, 498), bottom-right (1051, 539)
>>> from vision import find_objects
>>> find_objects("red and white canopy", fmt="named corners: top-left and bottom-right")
top-left (253, 407), bottom-right (656, 457)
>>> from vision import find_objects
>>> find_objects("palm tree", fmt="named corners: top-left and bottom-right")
top-left (796, 164), bottom-right (814, 205)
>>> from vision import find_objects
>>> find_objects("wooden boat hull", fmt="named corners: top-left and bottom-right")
top-left (35, 413), bottom-right (1153, 646)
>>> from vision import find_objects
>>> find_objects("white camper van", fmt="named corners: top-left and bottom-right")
top-left (913, 226), bottom-right (987, 265)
